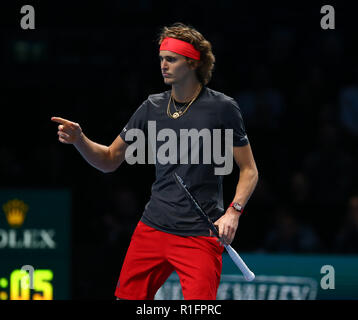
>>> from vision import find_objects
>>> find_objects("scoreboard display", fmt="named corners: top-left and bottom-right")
top-left (0, 189), bottom-right (71, 300)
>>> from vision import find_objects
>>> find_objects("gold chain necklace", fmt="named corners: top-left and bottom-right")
top-left (172, 99), bottom-right (187, 113)
top-left (167, 85), bottom-right (202, 119)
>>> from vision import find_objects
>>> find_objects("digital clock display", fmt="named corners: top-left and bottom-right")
top-left (0, 269), bottom-right (53, 300)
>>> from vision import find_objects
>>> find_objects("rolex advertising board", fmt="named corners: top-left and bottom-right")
top-left (0, 189), bottom-right (71, 300)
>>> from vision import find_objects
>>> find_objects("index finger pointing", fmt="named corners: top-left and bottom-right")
top-left (51, 117), bottom-right (70, 125)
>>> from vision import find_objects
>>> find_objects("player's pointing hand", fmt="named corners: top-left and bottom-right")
top-left (51, 117), bottom-right (83, 145)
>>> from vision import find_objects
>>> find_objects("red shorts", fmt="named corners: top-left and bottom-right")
top-left (114, 221), bottom-right (224, 300)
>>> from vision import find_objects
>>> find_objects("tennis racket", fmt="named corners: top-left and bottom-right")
top-left (173, 172), bottom-right (255, 281)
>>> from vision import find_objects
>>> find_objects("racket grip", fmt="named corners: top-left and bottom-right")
top-left (225, 245), bottom-right (255, 281)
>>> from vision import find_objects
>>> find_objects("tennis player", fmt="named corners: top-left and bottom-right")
top-left (51, 22), bottom-right (258, 300)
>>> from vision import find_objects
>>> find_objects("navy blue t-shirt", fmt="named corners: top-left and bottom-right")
top-left (120, 87), bottom-right (249, 236)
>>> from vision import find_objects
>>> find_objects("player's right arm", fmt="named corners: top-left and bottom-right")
top-left (51, 117), bottom-right (127, 173)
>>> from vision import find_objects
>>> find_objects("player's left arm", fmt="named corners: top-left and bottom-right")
top-left (214, 144), bottom-right (259, 245)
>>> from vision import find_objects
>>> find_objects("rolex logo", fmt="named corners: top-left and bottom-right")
top-left (2, 199), bottom-right (28, 228)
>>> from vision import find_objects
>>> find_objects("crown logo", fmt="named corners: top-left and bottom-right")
top-left (2, 199), bottom-right (28, 228)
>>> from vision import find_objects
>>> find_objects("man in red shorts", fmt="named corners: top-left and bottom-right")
top-left (52, 22), bottom-right (258, 300)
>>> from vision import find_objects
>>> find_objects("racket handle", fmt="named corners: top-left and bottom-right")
top-left (225, 245), bottom-right (255, 281)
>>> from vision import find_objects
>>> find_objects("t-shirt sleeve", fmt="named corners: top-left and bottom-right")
top-left (221, 98), bottom-right (249, 147)
top-left (119, 99), bottom-right (149, 145)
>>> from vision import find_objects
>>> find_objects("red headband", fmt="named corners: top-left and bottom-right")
top-left (159, 37), bottom-right (201, 60)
